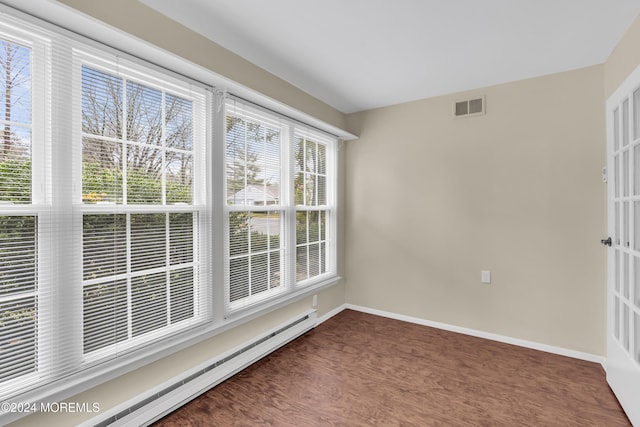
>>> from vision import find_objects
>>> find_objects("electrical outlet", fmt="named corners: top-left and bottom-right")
top-left (312, 294), bottom-right (318, 308)
top-left (481, 271), bottom-right (491, 284)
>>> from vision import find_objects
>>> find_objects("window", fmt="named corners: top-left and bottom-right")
top-left (0, 39), bottom-right (32, 204)
top-left (0, 28), bottom-right (47, 394)
top-left (78, 59), bottom-right (209, 358)
top-left (0, 7), bottom-right (339, 414)
top-left (295, 133), bottom-right (334, 283)
top-left (225, 103), bottom-right (284, 312)
top-left (224, 100), bottom-right (337, 314)
top-left (0, 14), bottom-right (211, 400)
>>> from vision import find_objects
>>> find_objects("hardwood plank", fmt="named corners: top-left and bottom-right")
top-left (153, 309), bottom-right (630, 426)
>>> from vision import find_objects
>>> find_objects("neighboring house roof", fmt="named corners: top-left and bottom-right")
top-left (229, 184), bottom-right (279, 205)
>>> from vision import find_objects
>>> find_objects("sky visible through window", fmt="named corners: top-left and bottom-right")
top-left (0, 39), bottom-right (37, 384)
top-left (81, 66), bottom-right (194, 205)
top-left (0, 40), bottom-right (32, 204)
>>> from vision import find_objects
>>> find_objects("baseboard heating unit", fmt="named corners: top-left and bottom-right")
top-left (82, 310), bottom-right (318, 427)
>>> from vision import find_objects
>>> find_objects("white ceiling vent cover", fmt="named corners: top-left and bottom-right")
top-left (454, 97), bottom-right (485, 118)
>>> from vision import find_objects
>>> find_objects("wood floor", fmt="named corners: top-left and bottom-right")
top-left (154, 309), bottom-right (630, 426)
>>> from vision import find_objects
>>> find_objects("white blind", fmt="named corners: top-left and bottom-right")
top-left (0, 217), bottom-right (37, 382)
top-left (75, 50), bottom-right (210, 362)
top-left (224, 98), bottom-right (338, 315)
top-left (0, 37), bottom-right (31, 204)
top-left (0, 18), bottom-right (51, 398)
top-left (0, 35), bottom-right (36, 384)
top-left (294, 132), bottom-right (334, 283)
top-left (225, 100), bottom-right (285, 311)
top-left (0, 11), bottom-right (211, 402)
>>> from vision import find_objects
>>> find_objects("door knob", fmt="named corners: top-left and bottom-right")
top-left (601, 237), bottom-right (612, 247)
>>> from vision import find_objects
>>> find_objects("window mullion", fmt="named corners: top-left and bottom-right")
top-left (48, 39), bottom-right (81, 377)
top-left (211, 90), bottom-right (226, 324)
top-left (28, 32), bottom-right (51, 387)
top-left (286, 124), bottom-right (296, 290)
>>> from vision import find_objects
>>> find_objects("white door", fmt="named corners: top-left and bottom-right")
top-left (606, 64), bottom-right (640, 426)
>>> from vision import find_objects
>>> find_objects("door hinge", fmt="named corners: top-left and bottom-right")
top-left (602, 167), bottom-right (608, 183)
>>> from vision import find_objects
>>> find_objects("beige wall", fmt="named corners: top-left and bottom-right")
top-left (345, 65), bottom-right (607, 356)
top-left (605, 13), bottom-right (640, 99)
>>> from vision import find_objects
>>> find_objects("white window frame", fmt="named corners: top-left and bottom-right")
top-left (0, 20), bottom-right (52, 398)
top-left (223, 102), bottom-right (290, 314)
top-left (293, 128), bottom-right (338, 287)
top-left (223, 100), bottom-right (338, 317)
top-left (72, 48), bottom-right (211, 364)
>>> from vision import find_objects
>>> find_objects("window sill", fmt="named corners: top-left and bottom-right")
top-left (225, 274), bottom-right (342, 321)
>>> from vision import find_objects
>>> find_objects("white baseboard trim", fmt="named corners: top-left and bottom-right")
top-left (345, 304), bottom-right (606, 366)
top-left (316, 304), bottom-right (347, 325)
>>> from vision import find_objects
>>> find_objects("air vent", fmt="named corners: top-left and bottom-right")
top-left (454, 97), bottom-right (485, 118)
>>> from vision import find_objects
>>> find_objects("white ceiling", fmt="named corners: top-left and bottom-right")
top-left (142, 0), bottom-right (640, 113)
